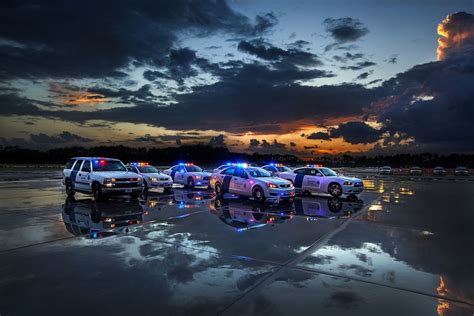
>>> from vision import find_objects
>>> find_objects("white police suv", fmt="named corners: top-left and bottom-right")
top-left (278, 165), bottom-right (363, 197)
top-left (62, 157), bottom-right (143, 200)
top-left (210, 163), bottom-right (295, 203)
top-left (127, 162), bottom-right (173, 193)
top-left (261, 163), bottom-right (293, 176)
top-left (162, 163), bottom-right (212, 188)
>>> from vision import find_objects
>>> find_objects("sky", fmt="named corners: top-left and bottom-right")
top-left (0, 0), bottom-right (473, 157)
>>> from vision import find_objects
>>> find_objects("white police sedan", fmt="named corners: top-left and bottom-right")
top-left (162, 163), bottom-right (212, 188)
top-left (277, 165), bottom-right (363, 197)
top-left (127, 162), bottom-right (173, 193)
top-left (210, 163), bottom-right (295, 203)
top-left (261, 163), bottom-right (293, 176)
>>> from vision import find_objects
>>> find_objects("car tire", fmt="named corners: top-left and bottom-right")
top-left (92, 182), bottom-right (103, 201)
top-left (187, 177), bottom-right (195, 189)
top-left (65, 179), bottom-right (75, 197)
top-left (328, 198), bottom-right (343, 212)
top-left (252, 186), bottom-right (265, 203)
top-left (328, 183), bottom-right (342, 197)
top-left (215, 182), bottom-right (224, 197)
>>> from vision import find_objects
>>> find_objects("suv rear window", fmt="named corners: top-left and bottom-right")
top-left (65, 159), bottom-right (76, 169)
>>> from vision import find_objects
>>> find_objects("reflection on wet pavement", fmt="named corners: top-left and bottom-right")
top-left (1, 177), bottom-right (474, 315)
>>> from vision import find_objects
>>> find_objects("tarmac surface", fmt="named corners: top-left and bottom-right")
top-left (0, 171), bottom-right (473, 315)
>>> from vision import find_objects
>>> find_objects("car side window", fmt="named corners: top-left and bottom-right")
top-left (72, 160), bottom-right (83, 171)
top-left (65, 159), bottom-right (76, 169)
top-left (81, 161), bottom-right (91, 172)
top-left (294, 168), bottom-right (305, 175)
top-left (234, 167), bottom-right (247, 178)
top-left (179, 166), bottom-right (186, 173)
top-left (222, 167), bottom-right (235, 175)
top-left (306, 168), bottom-right (318, 176)
top-left (171, 166), bottom-right (179, 171)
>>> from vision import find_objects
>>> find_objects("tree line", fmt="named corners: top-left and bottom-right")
top-left (0, 145), bottom-right (472, 168)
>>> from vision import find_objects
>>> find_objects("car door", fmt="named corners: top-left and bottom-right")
top-left (232, 168), bottom-right (248, 194)
top-left (305, 168), bottom-right (322, 192)
top-left (76, 160), bottom-right (92, 191)
top-left (174, 166), bottom-right (186, 184)
top-left (220, 167), bottom-right (235, 193)
top-left (293, 168), bottom-right (306, 189)
top-left (70, 160), bottom-right (84, 190)
top-left (169, 166), bottom-right (179, 181)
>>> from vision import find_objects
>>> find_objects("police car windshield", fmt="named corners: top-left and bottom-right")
top-left (138, 166), bottom-right (159, 173)
top-left (93, 160), bottom-right (127, 172)
top-left (247, 168), bottom-right (271, 178)
top-left (319, 167), bottom-right (338, 176)
top-left (186, 165), bottom-right (202, 172)
top-left (276, 166), bottom-right (292, 172)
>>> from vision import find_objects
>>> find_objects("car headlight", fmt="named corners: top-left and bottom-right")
top-left (343, 181), bottom-right (353, 185)
top-left (138, 178), bottom-right (143, 183)
top-left (194, 175), bottom-right (202, 180)
top-left (150, 177), bottom-right (158, 182)
top-left (266, 182), bottom-right (278, 188)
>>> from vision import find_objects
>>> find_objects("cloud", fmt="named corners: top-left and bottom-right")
top-left (238, 39), bottom-right (322, 66)
top-left (133, 134), bottom-right (165, 145)
top-left (356, 71), bottom-right (374, 80)
top-left (341, 61), bottom-right (376, 71)
top-left (0, 0), bottom-right (277, 80)
top-left (385, 54), bottom-right (398, 64)
top-left (248, 138), bottom-right (289, 154)
top-left (307, 132), bottom-right (332, 140)
top-left (30, 131), bottom-right (93, 144)
top-left (323, 17), bottom-right (369, 43)
top-left (330, 121), bottom-right (383, 144)
top-left (437, 12), bottom-right (474, 60)
top-left (333, 52), bottom-right (364, 63)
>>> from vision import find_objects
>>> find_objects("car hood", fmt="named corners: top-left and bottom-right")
top-left (143, 173), bottom-right (171, 178)
top-left (93, 171), bottom-right (141, 179)
top-left (259, 177), bottom-right (291, 185)
top-left (188, 172), bottom-right (212, 177)
top-left (328, 176), bottom-right (362, 183)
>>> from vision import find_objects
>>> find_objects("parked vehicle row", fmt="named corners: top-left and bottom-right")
top-left (62, 158), bottom-right (364, 203)
top-left (379, 165), bottom-right (470, 176)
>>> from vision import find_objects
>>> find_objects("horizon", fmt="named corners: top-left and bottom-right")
top-left (1, 1), bottom-right (473, 157)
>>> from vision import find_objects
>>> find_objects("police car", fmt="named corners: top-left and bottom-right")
top-left (277, 165), bottom-right (363, 197)
top-left (62, 157), bottom-right (143, 200)
top-left (162, 163), bottom-right (212, 188)
top-left (127, 162), bottom-right (173, 193)
top-left (62, 197), bottom-right (143, 238)
top-left (261, 163), bottom-right (293, 176)
top-left (210, 163), bottom-right (295, 203)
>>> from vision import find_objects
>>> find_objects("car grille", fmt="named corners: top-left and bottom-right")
top-left (159, 178), bottom-right (169, 181)
top-left (279, 184), bottom-right (292, 188)
top-left (113, 181), bottom-right (141, 188)
top-left (203, 176), bottom-right (211, 180)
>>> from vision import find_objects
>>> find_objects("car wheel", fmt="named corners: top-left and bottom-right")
top-left (215, 182), bottom-right (224, 196)
top-left (187, 177), bottom-right (195, 189)
top-left (328, 198), bottom-right (343, 212)
top-left (65, 180), bottom-right (75, 197)
top-left (252, 186), bottom-right (265, 203)
top-left (92, 182), bottom-right (103, 201)
top-left (328, 183), bottom-right (342, 197)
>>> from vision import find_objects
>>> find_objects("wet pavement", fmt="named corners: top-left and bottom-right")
top-left (0, 175), bottom-right (473, 315)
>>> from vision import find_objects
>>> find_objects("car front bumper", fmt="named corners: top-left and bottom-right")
top-left (150, 180), bottom-right (174, 188)
top-left (102, 186), bottom-right (143, 194)
top-left (342, 185), bottom-right (364, 195)
top-left (265, 188), bottom-right (296, 200)
top-left (193, 179), bottom-right (210, 187)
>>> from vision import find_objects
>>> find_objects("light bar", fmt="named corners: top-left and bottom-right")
top-left (306, 164), bottom-right (323, 168)
top-left (178, 162), bottom-right (194, 166)
top-left (130, 162), bottom-right (149, 166)
top-left (225, 162), bottom-right (248, 168)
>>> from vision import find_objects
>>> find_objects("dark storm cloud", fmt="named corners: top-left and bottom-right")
top-left (30, 131), bottom-right (93, 144)
top-left (143, 70), bottom-right (168, 81)
top-left (356, 71), bottom-right (373, 80)
top-left (238, 40), bottom-right (322, 66)
top-left (0, 0), bottom-right (277, 80)
top-left (307, 132), bottom-right (332, 140)
top-left (341, 61), bottom-right (376, 71)
top-left (133, 134), bottom-right (165, 145)
top-left (88, 85), bottom-right (155, 103)
top-left (333, 52), bottom-right (364, 63)
top-left (323, 17), bottom-right (369, 43)
top-left (330, 121), bottom-right (383, 144)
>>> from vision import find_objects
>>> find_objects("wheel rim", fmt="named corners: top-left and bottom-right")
top-left (330, 184), bottom-right (341, 196)
top-left (188, 179), bottom-right (194, 187)
top-left (216, 184), bottom-right (221, 194)
top-left (254, 189), bottom-right (262, 199)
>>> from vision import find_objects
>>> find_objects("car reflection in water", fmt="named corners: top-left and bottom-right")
top-left (62, 197), bottom-right (143, 238)
top-left (211, 197), bottom-right (295, 232)
top-left (172, 188), bottom-right (214, 207)
top-left (293, 196), bottom-right (364, 220)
